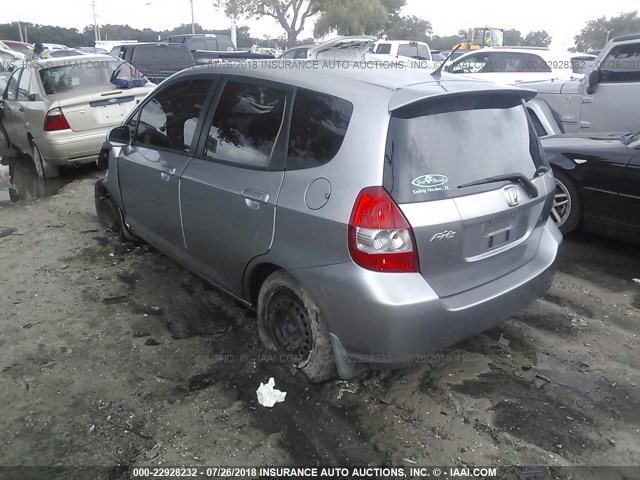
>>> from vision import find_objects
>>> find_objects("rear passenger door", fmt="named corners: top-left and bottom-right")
top-left (179, 77), bottom-right (290, 296)
top-left (118, 77), bottom-right (214, 252)
top-left (1, 69), bottom-right (21, 144)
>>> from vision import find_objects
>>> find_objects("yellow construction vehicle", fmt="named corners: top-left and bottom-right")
top-left (453, 27), bottom-right (504, 50)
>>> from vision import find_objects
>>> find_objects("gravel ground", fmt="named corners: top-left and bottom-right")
top-left (0, 174), bottom-right (638, 479)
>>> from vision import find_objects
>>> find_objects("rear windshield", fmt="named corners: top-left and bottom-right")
top-left (38, 61), bottom-right (137, 95)
top-left (131, 46), bottom-right (193, 69)
top-left (383, 93), bottom-right (545, 203)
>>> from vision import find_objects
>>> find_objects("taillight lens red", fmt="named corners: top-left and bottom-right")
top-left (43, 108), bottom-right (71, 132)
top-left (348, 186), bottom-right (419, 273)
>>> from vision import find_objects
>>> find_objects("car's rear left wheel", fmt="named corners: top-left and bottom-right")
top-left (257, 271), bottom-right (336, 383)
top-left (551, 169), bottom-right (581, 234)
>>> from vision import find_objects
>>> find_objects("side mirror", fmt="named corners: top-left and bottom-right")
top-left (108, 124), bottom-right (132, 145)
top-left (28, 93), bottom-right (36, 101)
top-left (586, 70), bottom-right (600, 94)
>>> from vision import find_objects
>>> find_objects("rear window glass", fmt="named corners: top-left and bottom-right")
top-left (217, 37), bottom-right (234, 51)
top-left (131, 46), bottom-right (193, 69)
top-left (383, 94), bottom-right (545, 203)
top-left (287, 89), bottom-right (353, 170)
top-left (38, 61), bottom-right (138, 96)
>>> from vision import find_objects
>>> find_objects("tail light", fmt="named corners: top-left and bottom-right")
top-left (44, 107), bottom-right (70, 132)
top-left (348, 186), bottom-right (419, 273)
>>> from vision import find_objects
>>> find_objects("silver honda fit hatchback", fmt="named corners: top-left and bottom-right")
top-left (96, 63), bottom-right (562, 382)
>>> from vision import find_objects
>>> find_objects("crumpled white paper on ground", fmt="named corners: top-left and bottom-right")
top-left (256, 377), bottom-right (287, 407)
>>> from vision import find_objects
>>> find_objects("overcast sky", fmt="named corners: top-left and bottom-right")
top-left (3, 0), bottom-right (639, 50)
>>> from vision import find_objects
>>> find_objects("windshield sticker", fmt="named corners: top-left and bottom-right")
top-left (411, 174), bottom-right (450, 194)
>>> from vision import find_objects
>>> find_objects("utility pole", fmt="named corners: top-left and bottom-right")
top-left (190, 0), bottom-right (195, 34)
top-left (91, 1), bottom-right (101, 43)
top-left (17, 20), bottom-right (24, 42)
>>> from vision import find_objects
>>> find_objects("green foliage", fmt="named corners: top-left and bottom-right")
top-left (314, 0), bottom-right (388, 37)
top-left (219, 0), bottom-right (322, 47)
top-left (574, 11), bottom-right (640, 51)
top-left (523, 30), bottom-right (551, 47)
top-left (0, 22), bottom-right (257, 49)
top-left (385, 15), bottom-right (432, 42)
top-left (503, 29), bottom-right (524, 46)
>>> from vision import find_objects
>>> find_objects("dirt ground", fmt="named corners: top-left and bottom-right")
top-left (0, 171), bottom-right (639, 478)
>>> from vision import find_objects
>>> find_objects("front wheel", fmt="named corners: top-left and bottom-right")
top-left (257, 271), bottom-right (336, 383)
top-left (551, 169), bottom-right (582, 234)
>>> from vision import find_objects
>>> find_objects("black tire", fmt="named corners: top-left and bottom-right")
top-left (95, 182), bottom-right (127, 242)
top-left (552, 169), bottom-right (582, 234)
top-left (257, 270), bottom-right (336, 383)
top-left (9, 155), bottom-right (45, 201)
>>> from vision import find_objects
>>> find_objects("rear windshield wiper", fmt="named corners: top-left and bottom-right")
top-left (458, 173), bottom-right (539, 198)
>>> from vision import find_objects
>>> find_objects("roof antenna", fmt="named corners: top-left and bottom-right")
top-left (431, 45), bottom-right (461, 79)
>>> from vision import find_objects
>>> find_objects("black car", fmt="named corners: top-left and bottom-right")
top-left (109, 43), bottom-right (194, 84)
top-left (541, 131), bottom-right (640, 242)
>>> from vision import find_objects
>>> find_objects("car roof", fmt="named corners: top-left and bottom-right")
top-left (612, 33), bottom-right (640, 43)
top-left (29, 54), bottom-right (117, 69)
top-left (173, 61), bottom-right (536, 109)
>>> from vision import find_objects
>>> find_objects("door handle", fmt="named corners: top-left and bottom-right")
top-left (242, 189), bottom-right (269, 204)
top-left (18, 106), bottom-right (24, 112)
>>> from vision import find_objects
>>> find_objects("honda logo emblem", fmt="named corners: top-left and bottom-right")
top-left (504, 186), bottom-right (519, 207)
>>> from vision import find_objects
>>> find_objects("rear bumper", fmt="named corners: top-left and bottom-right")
top-left (36, 129), bottom-right (109, 165)
top-left (292, 220), bottom-right (561, 371)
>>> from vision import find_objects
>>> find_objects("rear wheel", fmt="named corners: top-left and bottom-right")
top-left (257, 271), bottom-right (336, 383)
top-left (9, 155), bottom-right (45, 201)
top-left (551, 169), bottom-right (581, 234)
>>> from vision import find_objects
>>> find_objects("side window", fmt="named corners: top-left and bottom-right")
top-left (203, 80), bottom-right (287, 168)
top-left (4, 69), bottom-right (21, 100)
top-left (205, 39), bottom-right (219, 51)
top-left (217, 37), bottom-right (234, 51)
top-left (397, 44), bottom-right (418, 58)
top-left (452, 54), bottom-right (488, 74)
top-left (134, 78), bottom-right (211, 153)
top-left (417, 44), bottom-right (430, 60)
top-left (375, 43), bottom-right (392, 54)
top-left (600, 43), bottom-right (640, 83)
top-left (491, 53), bottom-right (551, 73)
top-left (293, 48), bottom-right (308, 59)
top-left (287, 89), bottom-right (353, 170)
top-left (17, 68), bottom-right (32, 100)
top-left (190, 38), bottom-right (207, 50)
top-left (282, 49), bottom-right (297, 59)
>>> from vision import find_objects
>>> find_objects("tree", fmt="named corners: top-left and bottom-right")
top-left (503, 29), bottom-right (524, 46)
top-left (574, 11), bottom-right (640, 51)
top-left (218, 0), bottom-right (322, 47)
top-left (523, 30), bottom-right (551, 47)
top-left (385, 15), bottom-right (432, 42)
top-left (314, 0), bottom-right (388, 37)
top-left (428, 34), bottom-right (465, 51)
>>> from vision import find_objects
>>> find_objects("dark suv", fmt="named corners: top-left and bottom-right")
top-left (109, 43), bottom-right (194, 84)
top-left (165, 34), bottom-right (236, 52)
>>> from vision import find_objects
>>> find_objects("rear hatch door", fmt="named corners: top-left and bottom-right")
top-left (384, 90), bottom-right (553, 297)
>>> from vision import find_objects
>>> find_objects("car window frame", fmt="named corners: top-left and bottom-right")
top-left (193, 75), bottom-right (294, 172)
top-left (285, 87), bottom-right (354, 171)
top-left (3, 68), bottom-right (22, 100)
top-left (17, 67), bottom-right (32, 101)
top-left (128, 73), bottom-right (218, 157)
top-left (599, 43), bottom-right (640, 83)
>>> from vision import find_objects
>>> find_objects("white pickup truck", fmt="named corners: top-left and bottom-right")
top-left (523, 33), bottom-right (640, 136)
top-left (368, 40), bottom-right (438, 67)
